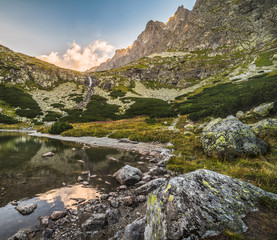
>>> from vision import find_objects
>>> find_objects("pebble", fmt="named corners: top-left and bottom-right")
top-left (83, 181), bottom-right (89, 186)
top-left (77, 176), bottom-right (84, 182)
top-left (77, 160), bottom-right (85, 164)
top-left (42, 152), bottom-right (55, 157)
top-left (11, 200), bottom-right (18, 206)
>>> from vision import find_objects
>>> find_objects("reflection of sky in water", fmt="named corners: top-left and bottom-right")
top-left (0, 132), bottom-right (145, 239)
top-left (38, 185), bottom-right (100, 209)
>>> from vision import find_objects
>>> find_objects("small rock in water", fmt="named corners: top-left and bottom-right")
top-left (50, 211), bottom-right (66, 220)
top-left (11, 200), bottom-right (18, 206)
top-left (72, 148), bottom-right (77, 151)
top-left (105, 181), bottom-right (111, 185)
top-left (82, 171), bottom-right (90, 175)
top-left (38, 216), bottom-right (49, 227)
top-left (15, 203), bottom-right (37, 215)
top-left (101, 194), bottom-right (109, 200)
top-left (62, 182), bottom-right (66, 186)
top-left (77, 176), bottom-right (84, 182)
top-left (8, 230), bottom-right (28, 240)
top-left (90, 174), bottom-right (97, 178)
top-left (97, 178), bottom-right (102, 181)
top-left (138, 161), bottom-right (145, 165)
top-left (77, 160), bottom-right (85, 164)
top-left (42, 152), bottom-right (54, 157)
top-left (109, 157), bottom-right (117, 161)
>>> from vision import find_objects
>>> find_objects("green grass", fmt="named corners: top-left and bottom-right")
top-left (255, 49), bottom-right (276, 67)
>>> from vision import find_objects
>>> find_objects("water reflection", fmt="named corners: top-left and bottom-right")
top-left (0, 131), bottom-right (146, 239)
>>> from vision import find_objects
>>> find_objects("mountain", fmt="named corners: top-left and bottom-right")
top-left (96, 0), bottom-right (277, 71)
top-left (0, 44), bottom-right (86, 89)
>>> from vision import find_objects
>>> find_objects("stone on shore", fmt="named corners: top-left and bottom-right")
top-left (8, 230), bottom-right (28, 240)
top-left (113, 165), bottom-right (143, 186)
top-left (50, 211), bottom-right (66, 220)
top-left (144, 169), bottom-right (277, 240)
top-left (81, 213), bottom-right (107, 232)
top-left (134, 178), bottom-right (166, 196)
top-left (201, 116), bottom-right (268, 160)
top-left (15, 203), bottom-right (37, 215)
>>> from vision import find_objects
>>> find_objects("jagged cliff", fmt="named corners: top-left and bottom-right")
top-left (96, 0), bottom-right (277, 71)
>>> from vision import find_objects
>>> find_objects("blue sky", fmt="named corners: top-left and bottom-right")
top-left (0, 0), bottom-right (196, 70)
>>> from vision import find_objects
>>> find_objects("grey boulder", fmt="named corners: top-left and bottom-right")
top-left (201, 116), bottom-right (268, 160)
top-left (134, 178), bottom-right (167, 196)
top-left (113, 165), bottom-right (143, 185)
top-left (82, 213), bottom-right (107, 232)
top-left (8, 230), bottom-right (28, 240)
top-left (144, 169), bottom-right (277, 240)
top-left (253, 102), bottom-right (274, 117)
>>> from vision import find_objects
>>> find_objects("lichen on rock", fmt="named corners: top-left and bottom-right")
top-left (144, 169), bottom-right (277, 240)
top-left (251, 118), bottom-right (277, 137)
top-left (201, 116), bottom-right (268, 160)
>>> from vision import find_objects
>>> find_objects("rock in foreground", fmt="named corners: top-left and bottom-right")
top-left (113, 165), bottom-right (143, 185)
top-left (201, 116), bottom-right (268, 160)
top-left (145, 169), bottom-right (277, 240)
top-left (15, 203), bottom-right (37, 215)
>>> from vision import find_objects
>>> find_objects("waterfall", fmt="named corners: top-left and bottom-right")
top-left (88, 76), bottom-right (92, 87)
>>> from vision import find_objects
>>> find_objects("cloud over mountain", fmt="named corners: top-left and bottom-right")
top-left (37, 41), bottom-right (114, 71)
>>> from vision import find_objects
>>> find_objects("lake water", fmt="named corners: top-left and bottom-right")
top-left (0, 131), bottom-right (145, 239)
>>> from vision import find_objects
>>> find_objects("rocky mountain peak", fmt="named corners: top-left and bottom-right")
top-left (95, 0), bottom-right (277, 72)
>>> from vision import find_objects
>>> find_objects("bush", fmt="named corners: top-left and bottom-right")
top-left (49, 122), bottom-right (73, 134)
top-left (177, 73), bottom-right (277, 121)
top-left (43, 111), bottom-right (62, 122)
top-left (0, 84), bottom-right (42, 118)
top-left (123, 97), bottom-right (177, 118)
top-left (109, 90), bottom-right (126, 99)
top-left (0, 113), bottom-right (19, 124)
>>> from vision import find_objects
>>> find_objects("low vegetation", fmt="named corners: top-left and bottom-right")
top-left (49, 122), bottom-right (73, 134)
top-left (176, 73), bottom-right (277, 121)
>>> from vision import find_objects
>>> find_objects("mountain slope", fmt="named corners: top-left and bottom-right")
top-left (0, 44), bottom-right (86, 89)
top-left (96, 0), bottom-right (277, 71)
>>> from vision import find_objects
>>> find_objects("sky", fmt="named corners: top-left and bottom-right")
top-left (0, 0), bottom-right (196, 71)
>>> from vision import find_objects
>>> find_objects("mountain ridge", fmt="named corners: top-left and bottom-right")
top-left (95, 0), bottom-right (277, 71)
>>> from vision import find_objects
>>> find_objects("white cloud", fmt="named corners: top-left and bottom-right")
top-left (37, 41), bottom-right (114, 72)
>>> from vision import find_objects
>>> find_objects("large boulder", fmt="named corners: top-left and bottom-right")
top-left (253, 102), bottom-right (274, 117)
top-left (113, 165), bottom-right (143, 186)
top-left (201, 116), bottom-right (268, 160)
top-left (144, 169), bottom-right (277, 240)
top-left (251, 118), bottom-right (277, 137)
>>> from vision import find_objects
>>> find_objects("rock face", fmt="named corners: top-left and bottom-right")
top-left (144, 169), bottom-right (277, 240)
top-left (96, 0), bottom-right (277, 71)
top-left (201, 116), bottom-right (268, 160)
top-left (253, 102), bottom-right (275, 117)
top-left (15, 203), bottom-right (37, 215)
top-left (251, 118), bottom-right (277, 137)
top-left (113, 165), bottom-right (143, 185)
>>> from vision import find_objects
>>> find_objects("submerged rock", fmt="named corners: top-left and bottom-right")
top-left (113, 165), bottom-right (143, 185)
top-left (253, 102), bottom-right (274, 117)
top-left (15, 203), bottom-right (37, 215)
top-left (201, 116), bottom-right (268, 160)
top-left (144, 169), bottom-right (277, 240)
top-left (251, 118), bottom-right (277, 137)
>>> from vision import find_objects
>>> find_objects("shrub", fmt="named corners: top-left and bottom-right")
top-left (0, 113), bottom-right (19, 124)
top-left (15, 109), bottom-right (43, 118)
top-left (43, 111), bottom-right (62, 122)
top-left (123, 97), bottom-right (177, 118)
top-left (177, 73), bottom-right (277, 121)
top-left (109, 90), bottom-right (126, 98)
top-left (49, 122), bottom-right (73, 134)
